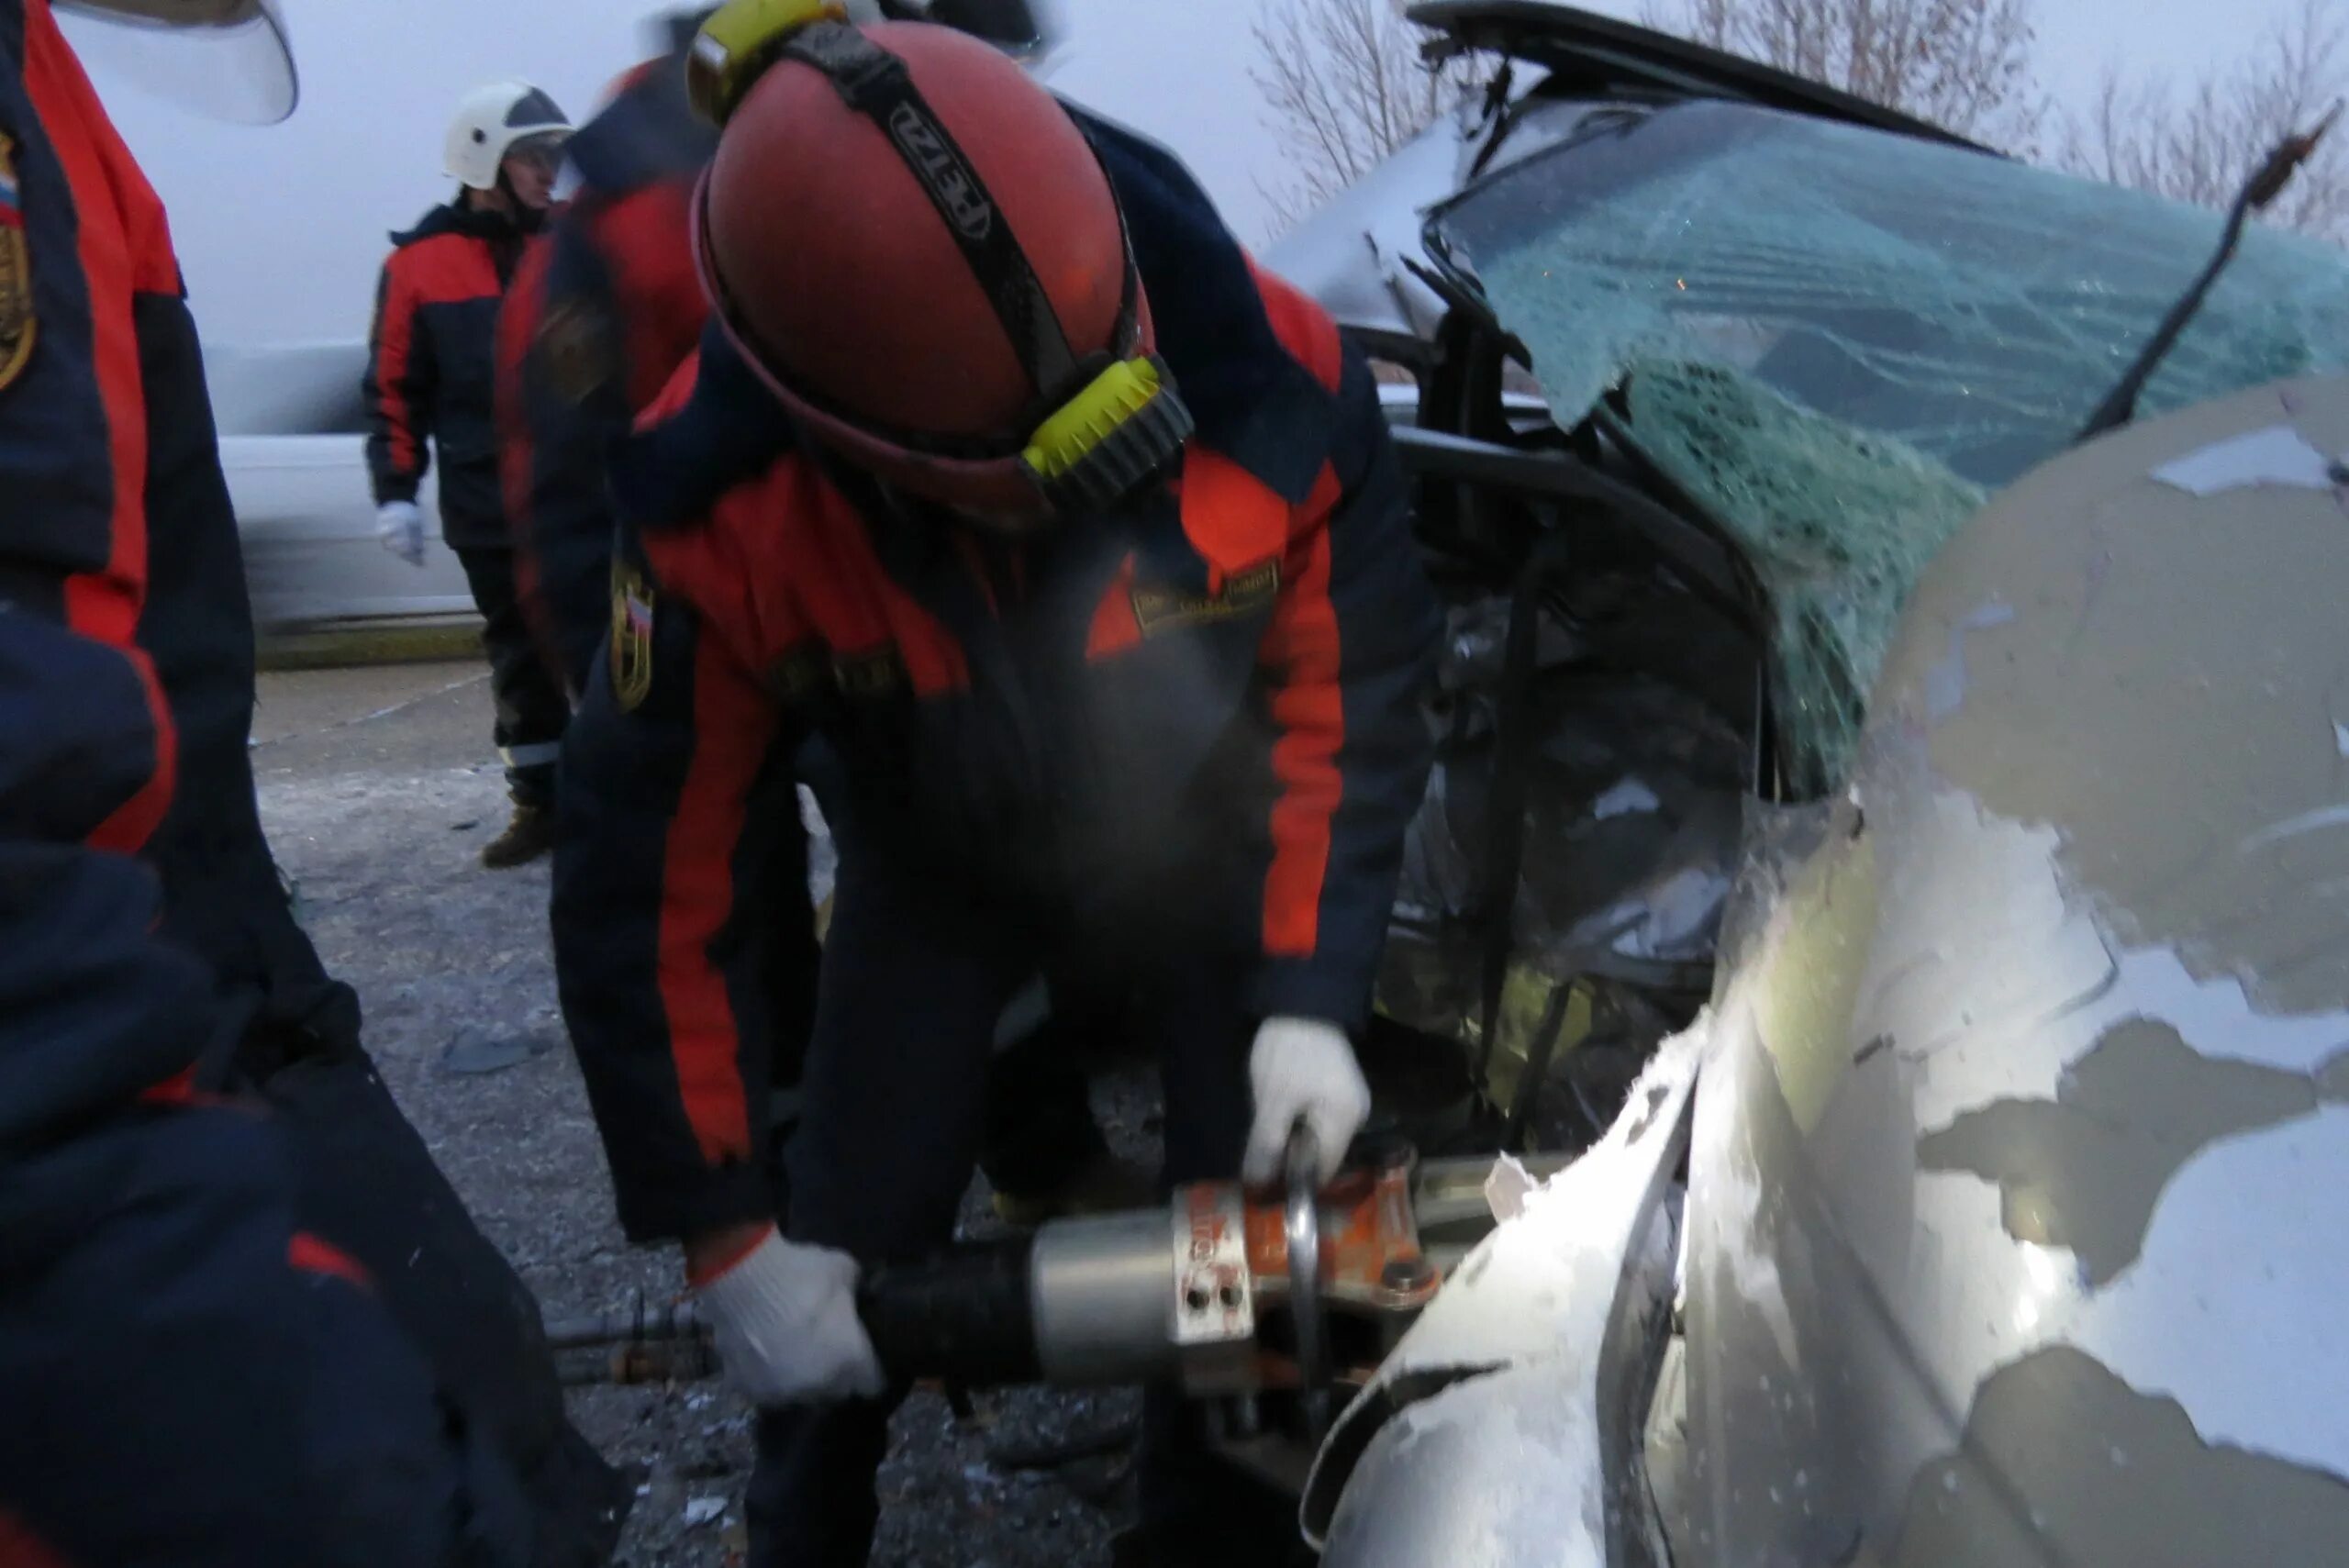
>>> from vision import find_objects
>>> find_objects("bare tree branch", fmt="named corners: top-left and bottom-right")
top-left (1250, 0), bottom-right (1487, 232)
top-left (1642, 0), bottom-right (2047, 150)
top-left (1642, 0), bottom-right (2348, 239)
top-left (2057, 0), bottom-right (2349, 242)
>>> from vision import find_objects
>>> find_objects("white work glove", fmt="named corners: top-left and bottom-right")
top-left (375, 500), bottom-right (426, 567)
top-left (1242, 1016), bottom-right (1370, 1187)
top-left (694, 1229), bottom-right (885, 1407)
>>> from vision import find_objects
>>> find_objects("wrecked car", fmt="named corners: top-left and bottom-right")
top-left (558, 12), bottom-right (2349, 1551)
top-left (1309, 368), bottom-right (2349, 1568)
top-left (1270, 6), bottom-right (2349, 1564)
top-left (1275, 1), bottom-right (2349, 1157)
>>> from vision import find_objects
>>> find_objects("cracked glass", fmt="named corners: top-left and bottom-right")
top-left (1434, 100), bottom-right (2349, 787)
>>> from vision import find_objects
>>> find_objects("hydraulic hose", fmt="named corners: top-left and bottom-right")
top-left (857, 1236), bottom-right (1042, 1386)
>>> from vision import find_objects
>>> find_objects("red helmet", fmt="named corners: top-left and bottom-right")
top-left (693, 17), bottom-right (1190, 517)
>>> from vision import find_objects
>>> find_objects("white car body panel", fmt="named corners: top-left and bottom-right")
top-left (207, 340), bottom-right (479, 631)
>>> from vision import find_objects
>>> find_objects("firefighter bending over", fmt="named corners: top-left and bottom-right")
top-left (552, 12), bottom-right (1436, 1564)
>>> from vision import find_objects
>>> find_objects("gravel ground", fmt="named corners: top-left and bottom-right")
top-left (250, 662), bottom-right (1148, 1568)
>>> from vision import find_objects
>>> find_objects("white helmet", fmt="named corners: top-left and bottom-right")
top-left (443, 80), bottom-right (573, 190)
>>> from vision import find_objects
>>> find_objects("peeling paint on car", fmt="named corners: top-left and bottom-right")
top-left (1916, 1018), bottom-right (2344, 1285)
top-left (1884, 1347), bottom-right (2349, 1567)
top-left (2319, 1053), bottom-right (2349, 1100)
top-left (1886, 380), bottom-right (2349, 1019)
top-left (2148, 422), bottom-right (2339, 496)
top-left (1921, 600), bottom-right (2017, 725)
top-left (1676, 380), bottom-right (2349, 1567)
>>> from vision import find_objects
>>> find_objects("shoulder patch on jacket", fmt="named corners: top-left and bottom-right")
top-left (610, 562), bottom-right (657, 711)
top-left (539, 295), bottom-right (617, 406)
top-left (1132, 559), bottom-right (1279, 638)
top-left (0, 133), bottom-right (34, 394)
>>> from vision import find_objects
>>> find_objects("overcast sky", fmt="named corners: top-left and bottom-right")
top-left (68, 0), bottom-right (2306, 346)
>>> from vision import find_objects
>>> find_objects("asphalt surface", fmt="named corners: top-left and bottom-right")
top-left (251, 661), bottom-right (1146, 1568)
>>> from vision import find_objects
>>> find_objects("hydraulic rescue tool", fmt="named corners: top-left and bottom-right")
top-left (551, 1128), bottom-right (1557, 1431)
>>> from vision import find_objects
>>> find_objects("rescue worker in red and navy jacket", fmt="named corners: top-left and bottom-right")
top-left (551, 17), bottom-right (1437, 1565)
top-left (496, 0), bottom-right (1056, 696)
top-left (502, 6), bottom-right (1137, 1265)
top-left (495, 17), bottom-right (863, 1334)
top-left (1, 5), bottom-right (619, 1562)
top-left (367, 79), bottom-right (574, 867)
top-left (497, 13), bottom-right (715, 698)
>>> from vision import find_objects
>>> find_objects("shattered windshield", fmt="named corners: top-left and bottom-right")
top-left (1432, 99), bottom-right (2349, 787)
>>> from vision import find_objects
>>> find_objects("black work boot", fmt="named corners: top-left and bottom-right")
top-left (481, 803), bottom-right (555, 869)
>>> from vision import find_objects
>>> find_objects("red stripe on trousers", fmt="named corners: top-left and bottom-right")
top-left (656, 633), bottom-right (780, 1164)
top-left (287, 1231), bottom-right (373, 1290)
top-left (87, 648), bottom-right (175, 854)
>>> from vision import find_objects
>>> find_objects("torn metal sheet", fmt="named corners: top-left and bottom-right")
top-left (1307, 1020), bottom-right (1702, 1562)
top-left (1482, 1152), bottom-right (1537, 1223)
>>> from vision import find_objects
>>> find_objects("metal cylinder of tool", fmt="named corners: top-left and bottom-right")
top-left (1029, 1207), bottom-right (1183, 1385)
top-left (856, 1209), bottom-right (1181, 1388)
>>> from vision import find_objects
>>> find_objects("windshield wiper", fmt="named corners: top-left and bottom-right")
top-left (2076, 105), bottom-right (2342, 444)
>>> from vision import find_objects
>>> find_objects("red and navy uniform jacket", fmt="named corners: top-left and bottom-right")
top-left (551, 117), bottom-right (1440, 1242)
top-left (497, 50), bottom-right (714, 695)
top-left (0, 0), bottom-right (358, 1080)
top-left (365, 199), bottom-right (529, 549)
top-left (1, 6), bottom-right (538, 1561)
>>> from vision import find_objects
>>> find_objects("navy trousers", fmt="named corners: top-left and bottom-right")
top-left (744, 821), bottom-right (1301, 1566)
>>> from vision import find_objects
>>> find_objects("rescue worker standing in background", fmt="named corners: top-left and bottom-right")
top-left (368, 79), bottom-right (573, 867)
top-left (2, 3), bottom-right (618, 1562)
top-left (553, 13), bottom-right (1437, 1564)
top-left (497, 15), bottom-right (714, 696)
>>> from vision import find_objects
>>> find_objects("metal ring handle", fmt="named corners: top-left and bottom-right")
top-left (1284, 1119), bottom-right (1332, 1438)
